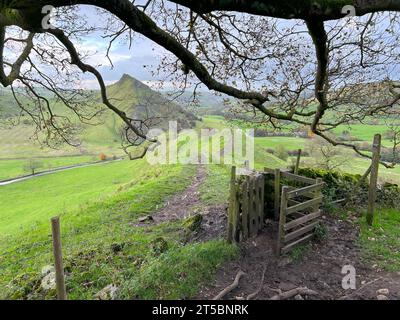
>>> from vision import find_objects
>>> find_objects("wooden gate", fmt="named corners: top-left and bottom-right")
top-left (227, 166), bottom-right (265, 243)
top-left (276, 176), bottom-right (324, 255)
top-left (227, 166), bottom-right (324, 255)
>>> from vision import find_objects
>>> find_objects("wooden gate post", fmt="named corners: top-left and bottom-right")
top-left (274, 168), bottom-right (281, 220)
top-left (294, 149), bottom-right (302, 175)
top-left (227, 166), bottom-right (238, 243)
top-left (51, 216), bottom-right (67, 300)
top-left (276, 186), bottom-right (289, 256)
top-left (367, 134), bottom-right (381, 226)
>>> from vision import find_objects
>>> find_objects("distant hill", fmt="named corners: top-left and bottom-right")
top-left (163, 90), bottom-right (234, 116)
top-left (0, 74), bottom-right (198, 157)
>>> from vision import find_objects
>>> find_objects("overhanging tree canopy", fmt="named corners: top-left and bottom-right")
top-left (1, 1), bottom-right (400, 162)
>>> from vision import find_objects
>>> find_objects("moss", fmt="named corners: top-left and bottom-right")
top-left (150, 237), bottom-right (169, 256)
top-left (182, 214), bottom-right (203, 233)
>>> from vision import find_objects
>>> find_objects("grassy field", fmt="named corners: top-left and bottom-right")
top-left (332, 124), bottom-right (394, 147)
top-left (0, 155), bottom-right (99, 181)
top-left (0, 159), bottom-right (238, 299)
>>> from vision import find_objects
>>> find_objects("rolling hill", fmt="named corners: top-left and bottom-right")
top-left (0, 74), bottom-right (198, 158)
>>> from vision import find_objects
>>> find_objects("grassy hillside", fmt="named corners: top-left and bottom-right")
top-left (0, 74), bottom-right (197, 159)
top-left (0, 159), bottom-right (238, 299)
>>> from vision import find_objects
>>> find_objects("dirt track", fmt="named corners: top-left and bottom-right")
top-left (141, 165), bottom-right (400, 300)
top-left (196, 215), bottom-right (400, 300)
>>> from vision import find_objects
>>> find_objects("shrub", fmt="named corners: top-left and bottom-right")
top-left (298, 167), bottom-right (400, 209)
top-left (314, 222), bottom-right (328, 242)
top-left (275, 145), bottom-right (289, 161)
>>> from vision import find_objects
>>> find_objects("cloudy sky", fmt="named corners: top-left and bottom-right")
top-left (76, 5), bottom-right (172, 89)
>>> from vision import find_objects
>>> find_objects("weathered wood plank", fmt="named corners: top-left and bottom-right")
top-left (286, 197), bottom-right (323, 215)
top-left (227, 166), bottom-right (236, 243)
top-left (277, 186), bottom-right (289, 255)
top-left (259, 174), bottom-right (265, 230)
top-left (294, 149), bottom-right (302, 175)
top-left (367, 134), bottom-right (381, 226)
top-left (274, 168), bottom-right (281, 220)
top-left (281, 171), bottom-right (316, 185)
top-left (284, 210), bottom-right (321, 231)
top-left (240, 178), bottom-right (249, 240)
top-left (287, 183), bottom-right (324, 199)
top-left (281, 233), bottom-right (314, 254)
top-left (251, 177), bottom-right (259, 236)
top-left (284, 221), bottom-right (319, 243)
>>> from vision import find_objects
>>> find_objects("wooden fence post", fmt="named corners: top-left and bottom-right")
top-left (274, 168), bottom-right (281, 220)
top-left (241, 178), bottom-right (249, 240)
top-left (51, 216), bottom-right (67, 300)
top-left (277, 186), bottom-right (289, 256)
top-left (227, 166), bottom-right (238, 243)
top-left (294, 149), bottom-right (302, 175)
top-left (367, 134), bottom-right (381, 226)
top-left (315, 178), bottom-right (323, 212)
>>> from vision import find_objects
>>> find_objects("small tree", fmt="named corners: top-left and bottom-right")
top-left (23, 159), bottom-right (43, 175)
top-left (306, 137), bottom-right (347, 171)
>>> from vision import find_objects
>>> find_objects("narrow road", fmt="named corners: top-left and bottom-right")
top-left (0, 158), bottom-right (123, 187)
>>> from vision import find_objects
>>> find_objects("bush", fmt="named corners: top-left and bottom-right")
top-left (275, 145), bottom-right (289, 161)
top-left (314, 222), bottom-right (328, 242)
top-left (298, 167), bottom-right (400, 209)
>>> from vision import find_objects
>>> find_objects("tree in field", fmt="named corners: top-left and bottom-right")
top-left (306, 136), bottom-right (348, 171)
top-left (1, 1), bottom-right (400, 161)
top-left (23, 158), bottom-right (43, 175)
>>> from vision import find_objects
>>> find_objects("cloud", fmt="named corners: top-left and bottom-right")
top-left (77, 78), bottom-right (118, 89)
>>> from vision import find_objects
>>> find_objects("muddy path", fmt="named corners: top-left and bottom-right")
top-left (197, 215), bottom-right (400, 300)
top-left (136, 165), bottom-right (227, 240)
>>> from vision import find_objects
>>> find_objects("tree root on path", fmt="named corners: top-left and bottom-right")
top-left (213, 270), bottom-right (246, 300)
top-left (246, 263), bottom-right (267, 300)
top-left (338, 277), bottom-right (382, 300)
top-left (268, 287), bottom-right (318, 300)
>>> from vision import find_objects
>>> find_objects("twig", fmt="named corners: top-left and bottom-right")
top-left (246, 263), bottom-right (267, 300)
top-left (213, 270), bottom-right (246, 300)
top-left (338, 277), bottom-right (382, 300)
top-left (269, 287), bottom-right (318, 300)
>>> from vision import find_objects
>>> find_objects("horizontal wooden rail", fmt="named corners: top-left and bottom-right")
top-left (284, 210), bottom-right (322, 231)
top-left (284, 221), bottom-right (319, 243)
top-left (287, 183), bottom-right (325, 199)
top-left (286, 197), bottom-right (323, 215)
top-left (280, 171), bottom-right (316, 185)
top-left (281, 233), bottom-right (314, 254)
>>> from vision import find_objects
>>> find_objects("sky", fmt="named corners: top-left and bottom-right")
top-left (75, 5), bottom-right (173, 90)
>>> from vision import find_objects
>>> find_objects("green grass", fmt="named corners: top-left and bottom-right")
top-left (0, 159), bottom-right (238, 299)
top-left (0, 155), bottom-right (98, 181)
top-left (0, 159), bottom-right (150, 236)
top-left (359, 208), bottom-right (400, 272)
top-left (255, 137), bottom-right (306, 151)
top-left (331, 123), bottom-right (398, 148)
top-left (199, 165), bottom-right (231, 205)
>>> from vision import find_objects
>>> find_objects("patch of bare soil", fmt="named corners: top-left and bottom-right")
top-left (197, 215), bottom-right (400, 300)
top-left (135, 165), bottom-right (227, 240)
